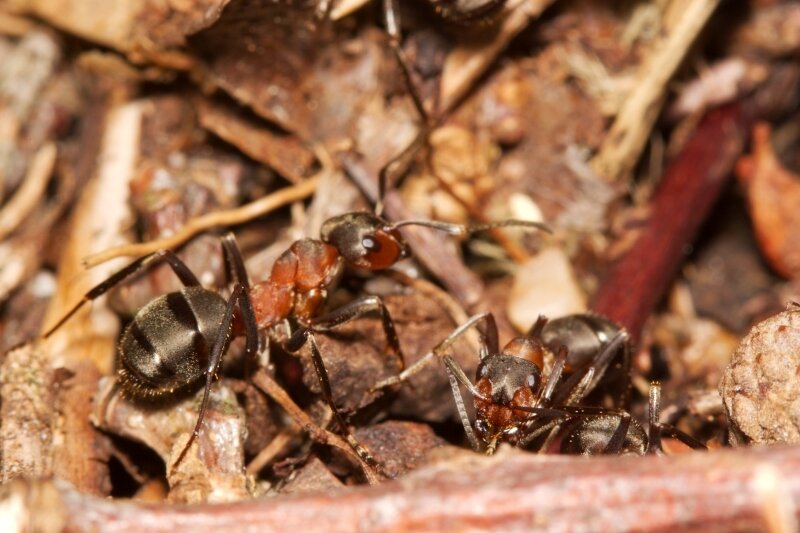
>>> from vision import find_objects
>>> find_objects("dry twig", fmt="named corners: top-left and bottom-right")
top-left (5, 446), bottom-right (800, 531)
top-left (82, 177), bottom-right (319, 267)
top-left (0, 143), bottom-right (55, 241)
top-left (591, 0), bottom-right (720, 182)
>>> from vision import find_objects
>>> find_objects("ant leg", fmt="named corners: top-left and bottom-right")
top-left (220, 232), bottom-right (250, 288)
top-left (382, 0), bottom-right (428, 124)
top-left (171, 281), bottom-right (257, 470)
top-left (550, 332), bottom-right (628, 407)
top-left (646, 383), bottom-right (705, 454)
top-left (309, 295), bottom-right (404, 370)
top-left (540, 345), bottom-right (568, 404)
top-left (375, 0), bottom-right (431, 217)
top-left (527, 315), bottom-right (548, 337)
top-left (43, 249), bottom-right (200, 338)
top-left (521, 405), bottom-right (639, 454)
top-left (444, 366), bottom-right (481, 451)
top-left (219, 232), bottom-right (262, 373)
top-left (284, 328), bottom-right (385, 473)
top-left (372, 312), bottom-right (496, 390)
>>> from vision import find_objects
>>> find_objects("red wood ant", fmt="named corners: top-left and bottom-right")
top-left (42, 209), bottom-right (547, 472)
top-left (374, 312), bottom-right (705, 455)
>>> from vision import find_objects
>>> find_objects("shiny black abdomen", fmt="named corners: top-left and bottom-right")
top-left (117, 286), bottom-right (228, 399)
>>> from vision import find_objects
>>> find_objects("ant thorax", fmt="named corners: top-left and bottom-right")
top-left (250, 238), bottom-right (344, 327)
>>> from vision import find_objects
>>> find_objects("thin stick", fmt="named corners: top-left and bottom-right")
top-left (246, 427), bottom-right (298, 475)
top-left (0, 143), bottom-right (56, 241)
top-left (251, 369), bottom-right (381, 485)
top-left (82, 176), bottom-right (319, 267)
top-left (591, 0), bottom-right (720, 182)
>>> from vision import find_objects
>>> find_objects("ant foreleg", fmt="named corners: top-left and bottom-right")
top-left (43, 249), bottom-right (200, 338)
top-left (444, 366), bottom-right (481, 451)
top-left (371, 312), bottom-right (496, 390)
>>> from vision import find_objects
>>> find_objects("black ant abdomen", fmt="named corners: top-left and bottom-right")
top-left (559, 414), bottom-right (648, 456)
top-left (117, 286), bottom-right (228, 400)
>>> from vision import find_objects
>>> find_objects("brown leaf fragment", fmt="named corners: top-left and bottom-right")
top-left (187, 0), bottom-right (328, 137)
top-left (279, 457), bottom-right (343, 495)
top-left (737, 122), bottom-right (800, 279)
top-left (196, 97), bottom-right (316, 184)
top-left (351, 420), bottom-right (447, 479)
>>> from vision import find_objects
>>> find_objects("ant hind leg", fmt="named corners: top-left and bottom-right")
top-left (43, 249), bottom-right (201, 338)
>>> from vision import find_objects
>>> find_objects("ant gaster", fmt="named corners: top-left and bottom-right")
top-left (375, 312), bottom-right (705, 455)
top-left (43, 210), bottom-right (547, 471)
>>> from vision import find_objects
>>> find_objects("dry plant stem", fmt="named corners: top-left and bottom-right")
top-left (590, 0), bottom-right (720, 182)
top-left (0, 143), bottom-right (55, 241)
top-left (39, 99), bottom-right (142, 494)
top-left (82, 176), bottom-right (319, 267)
top-left (8, 445), bottom-right (800, 532)
top-left (246, 427), bottom-right (298, 475)
top-left (251, 369), bottom-right (381, 485)
top-left (592, 101), bottom-right (751, 343)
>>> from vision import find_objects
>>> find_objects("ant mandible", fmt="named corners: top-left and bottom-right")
top-left (374, 312), bottom-right (706, 455)
top-left (42, 205), bottom-right (547, 471)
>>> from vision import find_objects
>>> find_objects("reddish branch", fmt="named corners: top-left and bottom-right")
top-left (9, 445), bottom-right (800, 531)
top-left (592, 64), bottom-right (800, 342)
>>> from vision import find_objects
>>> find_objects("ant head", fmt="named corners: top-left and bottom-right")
top-left (476, 355), bottom-right (543, 405)
top-left (320, 212), bottom-right (407, 271)
top-left (474, 355), bottom-right (542, 446)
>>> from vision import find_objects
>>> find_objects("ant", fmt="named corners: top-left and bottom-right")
top-left (42, 207), bottom-right (547, 473)
top-left (374, 312), bottom-right (706, 455)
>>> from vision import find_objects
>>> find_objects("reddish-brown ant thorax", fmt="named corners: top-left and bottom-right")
top-left (249, 281), bottom-right (294, 328)
top-left (291, 239), bottom-right (341, 292)
top-left (501, 336), bottom-right (548, 368)
top-left (320, 212), bottom-right (407, 271)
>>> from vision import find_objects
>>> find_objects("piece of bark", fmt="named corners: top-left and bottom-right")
top-left (350, 420), bottom-right (447, 479)
top-left (0, 343), bottom-right (54, 483)
top-left (4, 0), bottom-right (226, 58)
top-left (279, 457), bottom-right (343, 495)
top-left (94, 378), bottom-right (250, 504)
top-left (6, 445), bottom-right (800, 531)
top-left (196, 97), bottom-right (316, 184)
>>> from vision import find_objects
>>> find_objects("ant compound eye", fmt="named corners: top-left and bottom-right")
top-left (478, 363), bottom-right (489, 378)
top-left (361, 235), bottom-right (381, 252)
top-left (361, 230), bottom-right (404, 270)
top-left (526, 372), bottom-right (541, 393)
